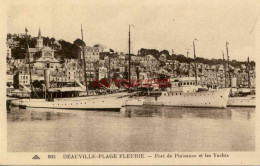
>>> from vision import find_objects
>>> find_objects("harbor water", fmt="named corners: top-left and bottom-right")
top-left (7, 106), bottom-right (255, 152)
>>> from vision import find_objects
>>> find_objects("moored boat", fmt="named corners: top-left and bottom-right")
top-left (11, 92), bottom-right (129, 111)
top-left (124, 77), bottom-right (230, 108)
top-left (227, 95), bottom-right (255, 107)
top-left (227, 88), bottom-right (255, 107)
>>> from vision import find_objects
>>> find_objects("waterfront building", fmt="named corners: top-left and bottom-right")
top-left (118, 66), bottom-right (125, 73)
top-left (130, 71), bottom-right (138, 81)
top-left (80, 46), bottom-right (100, 62)
top-left (99, 66), bottom-right (108, 80)
top-left (19, 71), bottom-right (30, 85)
top-left (141, 54), bottom-right (158, 70)
top-left (7, 72), bottom-right (14, 86)
top-left (28, 28), bottom-right (60, 71)
top-left (65, 59), bottom-right (78, 82)
top-left (7, 46), bottom-right (12, 59)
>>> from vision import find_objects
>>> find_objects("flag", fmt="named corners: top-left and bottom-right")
top-left (25, 27), bottom-right (28, 33)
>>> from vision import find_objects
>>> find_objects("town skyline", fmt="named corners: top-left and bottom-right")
top-left (7, 0), bottom-right (257, 61)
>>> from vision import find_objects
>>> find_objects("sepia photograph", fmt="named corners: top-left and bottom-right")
top-left (1, 0), bottom-right (260, 165)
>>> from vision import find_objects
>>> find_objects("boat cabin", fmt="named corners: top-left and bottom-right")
top-left (169, 77), bottom-right (201, 93)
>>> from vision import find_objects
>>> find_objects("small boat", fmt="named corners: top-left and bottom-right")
top-left (227, 95), bottom-right (255, 107)
top-left (228, 88), bottom-right (255, 107)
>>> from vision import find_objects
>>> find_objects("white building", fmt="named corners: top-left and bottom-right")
top-left (19, 73), bottom-right (30, 85)
top-left (99, 66), bottom-right (107, 80)
top-left (81, 46), bottom-right (100, 62)
top-left (118, 66), bottom-right (125, 73)
top-left (7, 74), bottom-right (13, 85)
top-left (7, 46), bottom-right (11, 58)
top-left (231, 77), bottom-right (237, 88)
top-left (141, 54), bottom-right (158, 69)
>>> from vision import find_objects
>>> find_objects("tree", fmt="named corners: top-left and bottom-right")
top-left (139, 48), bottom-right (160, 59)
top-left (73, 39), bottom-right (85, 47)
top-left (58, 40), bottom-right (79, 59)
top-left (12, 47), bottom-right (26, 59)
top-left (7, 33), bottom-right (12, 39)
top-left (159, 50), bottom-right (170, 57)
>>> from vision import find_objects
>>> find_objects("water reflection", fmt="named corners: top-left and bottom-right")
top-left (8, 106), bottom-right (77, 122)
top-left (8, 106), bottom-right (254, 122)
top-left (122, 106), bottom-right (253, 120)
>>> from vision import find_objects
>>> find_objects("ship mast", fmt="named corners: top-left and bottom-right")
top-left (223, 50), bottom-right (226, 88)
top-left (247, 56), bottom-right (250, 88)
top-left (128, 25), bottom-right (131, 84)
top-left (81, 25), bottom-right (88, 94)
top-left (108, 49), bottom-right (111, 84)
top-left (186, 49), bottom-right (190, 77)
top-left (193, 39), bottom-right (198, 86)
top-left (25, 28), bottom-right (34, 98)
top-left (172, 61), bottom-right (175, 76)
top-left (226, 42), bottom-right (231, 87)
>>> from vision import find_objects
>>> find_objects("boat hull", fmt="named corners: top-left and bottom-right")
top-left (227, 96), bottom-right (255, 107)
top-left (124, 88), bottom-right (230, 108)
top-left (11, 93), bottom-right (129, 111)
top-left (123, 97), bottom-right (146, 106)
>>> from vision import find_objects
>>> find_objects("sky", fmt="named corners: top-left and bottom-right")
top-left (6, 0), bottom-right (258, 61)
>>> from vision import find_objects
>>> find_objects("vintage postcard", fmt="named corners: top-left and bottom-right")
top-left (0, 0), bottom-right (259, 165)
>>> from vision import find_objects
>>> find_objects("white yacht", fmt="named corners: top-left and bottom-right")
top-left (124, 77), bottom-right (230, 108)
top-left (11, 92), bottom-right (129, 111)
